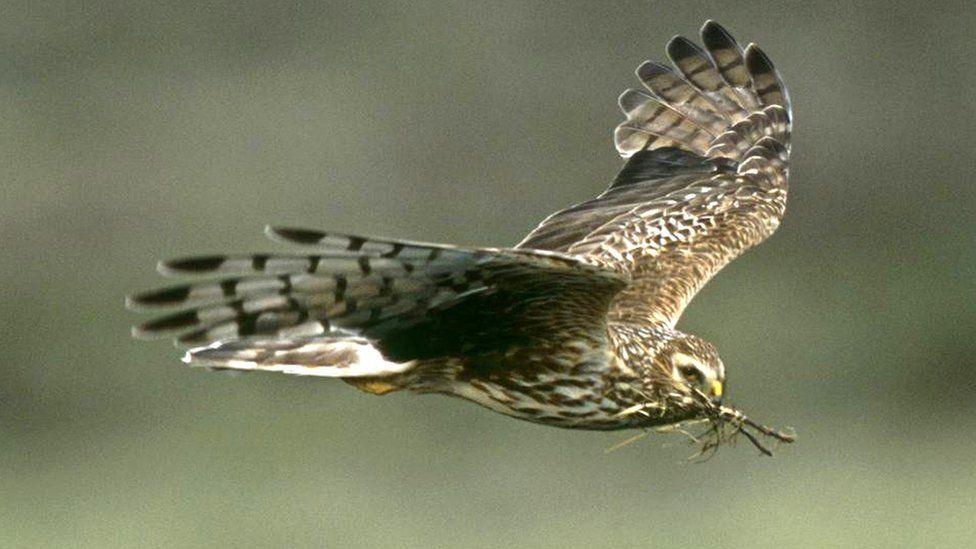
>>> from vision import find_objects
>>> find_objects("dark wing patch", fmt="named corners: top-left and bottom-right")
top-left (610, 147), bottom-right (734, 190)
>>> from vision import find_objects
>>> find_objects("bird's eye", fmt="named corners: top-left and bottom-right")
top-left (679, 366), bottom-right (702, 384)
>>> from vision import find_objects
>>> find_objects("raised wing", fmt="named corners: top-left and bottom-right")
top-left (517, 21), bottom-right (791, 327)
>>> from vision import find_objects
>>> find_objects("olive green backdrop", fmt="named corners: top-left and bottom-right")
top-left (3, 1), bottom-right (974, 547)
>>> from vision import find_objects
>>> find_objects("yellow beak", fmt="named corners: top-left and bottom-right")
top-left (710, 380), bottom-right (723, 398)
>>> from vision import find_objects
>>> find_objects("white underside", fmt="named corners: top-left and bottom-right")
top-left (184, 338), bottom-right (414, 378)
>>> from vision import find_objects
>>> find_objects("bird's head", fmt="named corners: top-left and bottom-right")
top-left (633, 331), bottom-right (795, 457)
top-left (659, 333), bottom-right (725, 402)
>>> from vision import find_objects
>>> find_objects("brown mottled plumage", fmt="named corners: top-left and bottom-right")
top-left (128, 21), bottom-right (795, 454)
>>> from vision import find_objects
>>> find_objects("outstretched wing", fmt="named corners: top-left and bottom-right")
top-left (517, 21), bottom-right (791, 327)
top-left (128, 227), bottom-right (627, 372)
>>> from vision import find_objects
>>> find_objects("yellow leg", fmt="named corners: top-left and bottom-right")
top-left (343, 377), bottom-right (400, 395)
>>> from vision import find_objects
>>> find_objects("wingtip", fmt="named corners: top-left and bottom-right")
top-left (156, 259), bottom-right (176, 276)
top-left (264, 225), bottom-right (287, 242)
top-left (666, 34), bottom-right (687, 53)
top-left (124, 294), bottom-right (154, 312)
top-left (666, 34), bottom-right (703, 59)
top-left (617, 88), bottom-right (652, 116)
top-left (130, 324), bottom-right (154, 340)
top-left (265, 225), bottom-right (327, 245)
top-left (701, 20), bottom-right (736, 46)
top-left (157, 256), bottom-right (226, 276)
top-left (700, 19), bottom-right (725, 34)
top-left (744, 43), bottom-right (780, 79)
top-left (126, 284), bottom-right (194, 309)
top-left (744, 43), bottom-right (770, 67)
top-left (635, 60), bottom-right (671, 82)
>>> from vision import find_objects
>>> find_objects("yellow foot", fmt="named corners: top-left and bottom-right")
top-left (344, 378), bottom-right (399, 395)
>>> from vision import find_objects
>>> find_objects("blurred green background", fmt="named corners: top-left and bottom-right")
top-left (3, 0), bottom-right (974, 547)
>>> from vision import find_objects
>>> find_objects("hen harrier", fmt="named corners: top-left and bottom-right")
top-left (129, 21), bottom-right (795, 454)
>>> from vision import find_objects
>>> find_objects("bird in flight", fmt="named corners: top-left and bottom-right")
top-left (128, 20), bottom-right (795, 455)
